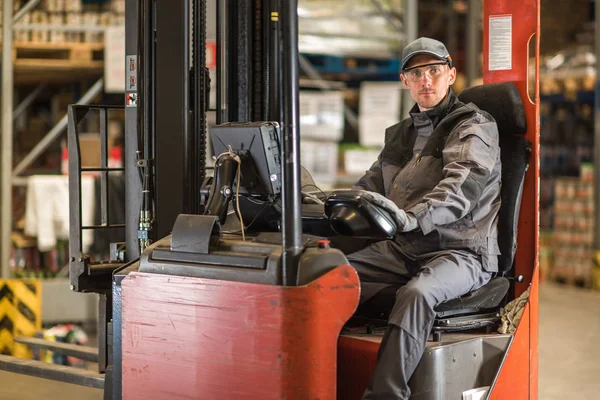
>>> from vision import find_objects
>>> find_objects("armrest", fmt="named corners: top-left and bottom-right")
top-left (324, 190), bottom-right (397, 239)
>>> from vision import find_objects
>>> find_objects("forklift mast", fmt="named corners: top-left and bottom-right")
top-left (123, 0), bottom-right (298, 260)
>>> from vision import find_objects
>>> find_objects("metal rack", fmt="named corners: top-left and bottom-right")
top-left (1, 0), bottom-right (108, 278)
top-left (67, 104), bottom-right (126, 293)
top-left (298, 0), bottom-right (406, 56)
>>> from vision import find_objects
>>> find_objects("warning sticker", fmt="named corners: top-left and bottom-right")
top-left (126, 92), bottom-right (138, 108)
top-left (125, 55), bottom-right (138, 108)
top-left (489, 15), bottom-right (512, 71)
top-left (126, 55), bottom-right (138, 91)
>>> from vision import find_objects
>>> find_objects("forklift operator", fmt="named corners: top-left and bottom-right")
top-left (347, 37), bottom-right (502, 399)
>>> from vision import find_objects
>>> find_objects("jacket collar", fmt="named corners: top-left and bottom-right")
top-left (409, 89), bottom-right (457, 129)
top-left (379, 89), bottom-right (474, 165)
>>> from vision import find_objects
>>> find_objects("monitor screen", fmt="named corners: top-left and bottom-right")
top-left (210, 122), bottom-right (282, 197)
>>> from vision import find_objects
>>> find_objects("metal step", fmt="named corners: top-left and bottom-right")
top-left (0, 354), bottom-right (104, 389)
top-left (14, 337), bottom-right (98, 363)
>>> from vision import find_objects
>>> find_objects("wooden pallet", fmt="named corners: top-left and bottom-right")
top-left (12, 41), bottom-right (104, 70)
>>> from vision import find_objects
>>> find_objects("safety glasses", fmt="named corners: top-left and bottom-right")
top-left (403, 62), bottom-right (449, 82)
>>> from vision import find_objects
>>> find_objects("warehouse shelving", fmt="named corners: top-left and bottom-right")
top-left (1, 0), bottom-right (123, 280)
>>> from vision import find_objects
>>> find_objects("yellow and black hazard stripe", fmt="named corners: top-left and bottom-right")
top-left (0, 279), bottom-right (41, 358)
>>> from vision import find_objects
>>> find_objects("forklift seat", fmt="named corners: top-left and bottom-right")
top-left (326, 82), bottom-right (531, 336)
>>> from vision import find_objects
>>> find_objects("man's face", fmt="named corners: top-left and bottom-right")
top-left (400, 54), bottom-right (456, 111)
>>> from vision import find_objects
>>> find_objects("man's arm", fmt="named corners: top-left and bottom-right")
top-left (407, 118), bottom-right (500, 235)
top-left (352, 158), bottom-right (385, 194)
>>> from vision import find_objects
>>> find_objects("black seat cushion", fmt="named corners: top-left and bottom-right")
top-left (497, 135), bottom-right (531, 272)
top-left (353, 277), bottom-right (510, 322)
top-left (458, 82), bottom-right (527, 136)
top-left (435, 277), bottom-right (510, 312)
top-left (458, 82), bottom-right (530, 273)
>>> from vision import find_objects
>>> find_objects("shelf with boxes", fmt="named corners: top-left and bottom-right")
top-left (549, 174), bottom-right (595, 288)
top-left (534, 45), bottom-right (600, 288)
top-left (295, 0), bottom-right (405, 188)
top-left (539, 44), bottom-right (596, 100)
top-left (539, 101), bottom-right (594, 229)
top-left (1, 0), bottom-right (124, 84)
top-left (538, 98), bottom-right (597, 289)
top-left (297, 77), bottom-right (403, 189)
top-left (297, 77), bottom-right (405, 189)
top-left (336, 80), bottom-right (403, 187)
top-left (299, 87), bottom-right (345, 188)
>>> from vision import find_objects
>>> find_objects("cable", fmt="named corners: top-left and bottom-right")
top-left (302, 191), bottom-right (324, 205)
top-left (222, 200), bottom-right (274, 234)
top-left (235, 160), bottom-right (245, 241)
top-left (301, 183), bottom-right (328, 200)
top-left (246, 202), bottom-right (275, 229)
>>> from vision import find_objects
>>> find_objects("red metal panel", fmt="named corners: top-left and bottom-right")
top-left (484, 0), bottom-right (540, 297)
top-left (484, 1), bottom-right (540, 398)
top-left (529, 267), bottom-right (540, 399)
top-left (121, 265), bottom-right (359, 400)
top-left (337, 335), bottom-right (380, 400)
top-left (489, 306), bottom-right (531, 399)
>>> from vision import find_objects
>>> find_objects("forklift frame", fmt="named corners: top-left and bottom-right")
top-left (0, 0), bottom-right (539, 398)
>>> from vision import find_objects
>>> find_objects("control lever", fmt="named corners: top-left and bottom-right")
top-left (204, 150), bottom-right (240, 224)
top-left (507, 275), bottom-right (524, 283)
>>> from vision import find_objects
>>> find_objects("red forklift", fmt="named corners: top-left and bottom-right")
top-left (0, 0), bottom-right (540, 398)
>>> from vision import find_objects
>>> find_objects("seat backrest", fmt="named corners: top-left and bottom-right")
top-left (457, 83), bottom-right (530, 273)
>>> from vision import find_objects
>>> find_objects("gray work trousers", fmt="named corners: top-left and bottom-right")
top-left (346, 240), bottom-right (492, 400)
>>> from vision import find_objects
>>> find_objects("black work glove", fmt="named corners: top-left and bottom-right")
top-left (360, 191), bottom-right (418, 232)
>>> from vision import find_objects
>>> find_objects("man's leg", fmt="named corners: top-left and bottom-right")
top-left (363, 250), bottom-right (493, 399)
top-left (346, 240), bottom-right (416, 303)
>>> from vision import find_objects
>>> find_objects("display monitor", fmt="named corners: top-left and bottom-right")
top-left (210, 122), bottom-right (282, 197)
top-left (209, 122), bottom-right (283, 231)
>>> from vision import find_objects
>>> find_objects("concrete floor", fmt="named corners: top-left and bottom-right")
top-left (0, 371), bottom-right (103, 400)
top-left (0, 281), bottom-right (598, 399)
top-left (539, 281), bottom-right (600, 399)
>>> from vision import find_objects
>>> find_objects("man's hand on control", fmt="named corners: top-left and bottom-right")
top-left (361, 191), bottom-right (419, 232)
top-left (394, 209), bottom-right (419, 232)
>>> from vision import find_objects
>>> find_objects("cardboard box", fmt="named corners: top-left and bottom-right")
top-left (358, 115), bottom-right (397, 147)
top-left (341, 148), bottom-right (380, 175)
top-left (61, 134), bottom-right (101, 175)
top-left (359, 81), bottom-right (402, 116)
top-left (300, 140), bottom-right (338, 186)
top-left (299, 91), bottom-right (344, 142)
top-left (358, 82), bottom-right (403, 147)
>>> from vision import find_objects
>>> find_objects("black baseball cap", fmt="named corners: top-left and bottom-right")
top-left (401, 37), bottom-right (453, 71)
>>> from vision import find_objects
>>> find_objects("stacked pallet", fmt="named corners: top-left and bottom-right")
top-left (551, 172), bottom-right (595, 288)
top-left (11, 0), bottom-right (124, 44)
top-left (0, 0), bottom-right (126, 80)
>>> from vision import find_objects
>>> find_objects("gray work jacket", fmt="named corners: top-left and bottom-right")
top-left (354, 91), bottom-right (501, 271)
